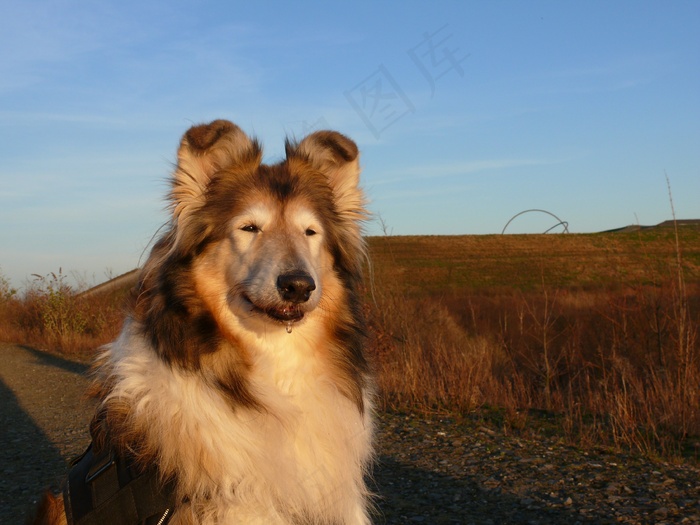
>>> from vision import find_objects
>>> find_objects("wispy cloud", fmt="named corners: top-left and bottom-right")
top-left (371, 158), bottom-right (562, 186)
top-left (0, 2), bottom-right (116, 92)
top-left (369, 181), bottom-right (477, 202)
top-left (0, 110), bottom-right (130, 126)
top-left (537, 53), bottom-right (668, 95)
top-left (549, 53), bottom-right (668, 79)
top-left (0, 3), bottom-right (266, 97)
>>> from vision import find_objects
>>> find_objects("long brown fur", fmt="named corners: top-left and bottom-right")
top-left (31, 119), bottom-right (373, 525)
top-left (27, 492), bottom-right (66, 525)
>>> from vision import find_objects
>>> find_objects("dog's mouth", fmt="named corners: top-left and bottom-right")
top-left (242, 295), bottom-right (306, 324)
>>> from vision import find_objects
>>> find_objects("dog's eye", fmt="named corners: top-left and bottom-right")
top-left (241, 224), bottom-right (260, 233)
top-left (305, 228), bottom-right (317, 237)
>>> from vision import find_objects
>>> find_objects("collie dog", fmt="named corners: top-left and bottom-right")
top-left (35, 120), bottom-right (374, 525)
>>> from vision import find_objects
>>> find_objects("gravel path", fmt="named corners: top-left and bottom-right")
top-left (0, 343), bottom-right (95, 523)
top-left (2, 342), bottom-right (700, 524)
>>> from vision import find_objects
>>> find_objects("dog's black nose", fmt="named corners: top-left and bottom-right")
top-left (277, 272), bottom-right (316, 304)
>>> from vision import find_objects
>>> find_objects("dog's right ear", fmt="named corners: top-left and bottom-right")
top-left (171, 119), bottom-right (261, 221)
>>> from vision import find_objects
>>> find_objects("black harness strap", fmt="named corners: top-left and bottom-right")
top-left (64, 443), bottom-right (176, 525)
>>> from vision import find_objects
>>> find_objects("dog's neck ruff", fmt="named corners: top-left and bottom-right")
top-left (63, 440), bottom-right (174, 525)
top-left (93, 320), bottom-right (374, 523)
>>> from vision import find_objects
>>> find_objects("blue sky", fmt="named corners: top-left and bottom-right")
top-left (1, 0), bottom-right (698, 288)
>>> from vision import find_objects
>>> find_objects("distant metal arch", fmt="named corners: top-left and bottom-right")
top-left (543, 221), bottom-right (569, 234)
top-left (502, 209), bottom-right (570, 234)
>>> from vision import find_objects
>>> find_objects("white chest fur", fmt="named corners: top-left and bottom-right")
top-left (103, 325), bottom-right (373, 524)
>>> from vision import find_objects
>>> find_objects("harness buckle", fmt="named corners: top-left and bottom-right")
top-left (85, 449), bottom-right (115, 483)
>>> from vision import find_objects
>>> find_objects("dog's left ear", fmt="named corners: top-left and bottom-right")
top-left (286, 131), bottom-right (364, 219)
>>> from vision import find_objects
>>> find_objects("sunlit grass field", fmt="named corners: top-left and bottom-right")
top-left (2, 224), bottom-right (699, 459)
top-left (368, 225), bottom-right (700, 458)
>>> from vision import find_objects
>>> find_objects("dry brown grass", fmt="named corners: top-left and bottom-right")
top-left (367, 227), bottom-right (700, 458)
top-left (1, 226), bottom-right (699, 458)
top-left (370, 282), bottom-right (700, 457)
top-left (0, 270), bottom-right (125, 359)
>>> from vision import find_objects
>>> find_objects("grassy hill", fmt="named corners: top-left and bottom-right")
top-left (367, 226), bottom-right (700, 293)
top-left (76, 222), bottom-right (700, 298)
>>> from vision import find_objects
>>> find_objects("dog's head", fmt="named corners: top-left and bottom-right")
top-left (156, 120), bottom-right (366, 335)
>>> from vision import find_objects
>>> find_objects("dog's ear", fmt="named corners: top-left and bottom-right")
top-left (287, 131), bottom-right (364, 219)
top-left (287, 131), bottom-right (368, 275)
top-left (172, 120), bottom-right (261, 219)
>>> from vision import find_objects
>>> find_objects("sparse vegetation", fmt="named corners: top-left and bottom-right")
top-left (0, 269), bottom-right (126, 358)
top-left (1, 225), bottom-right (699, 458)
